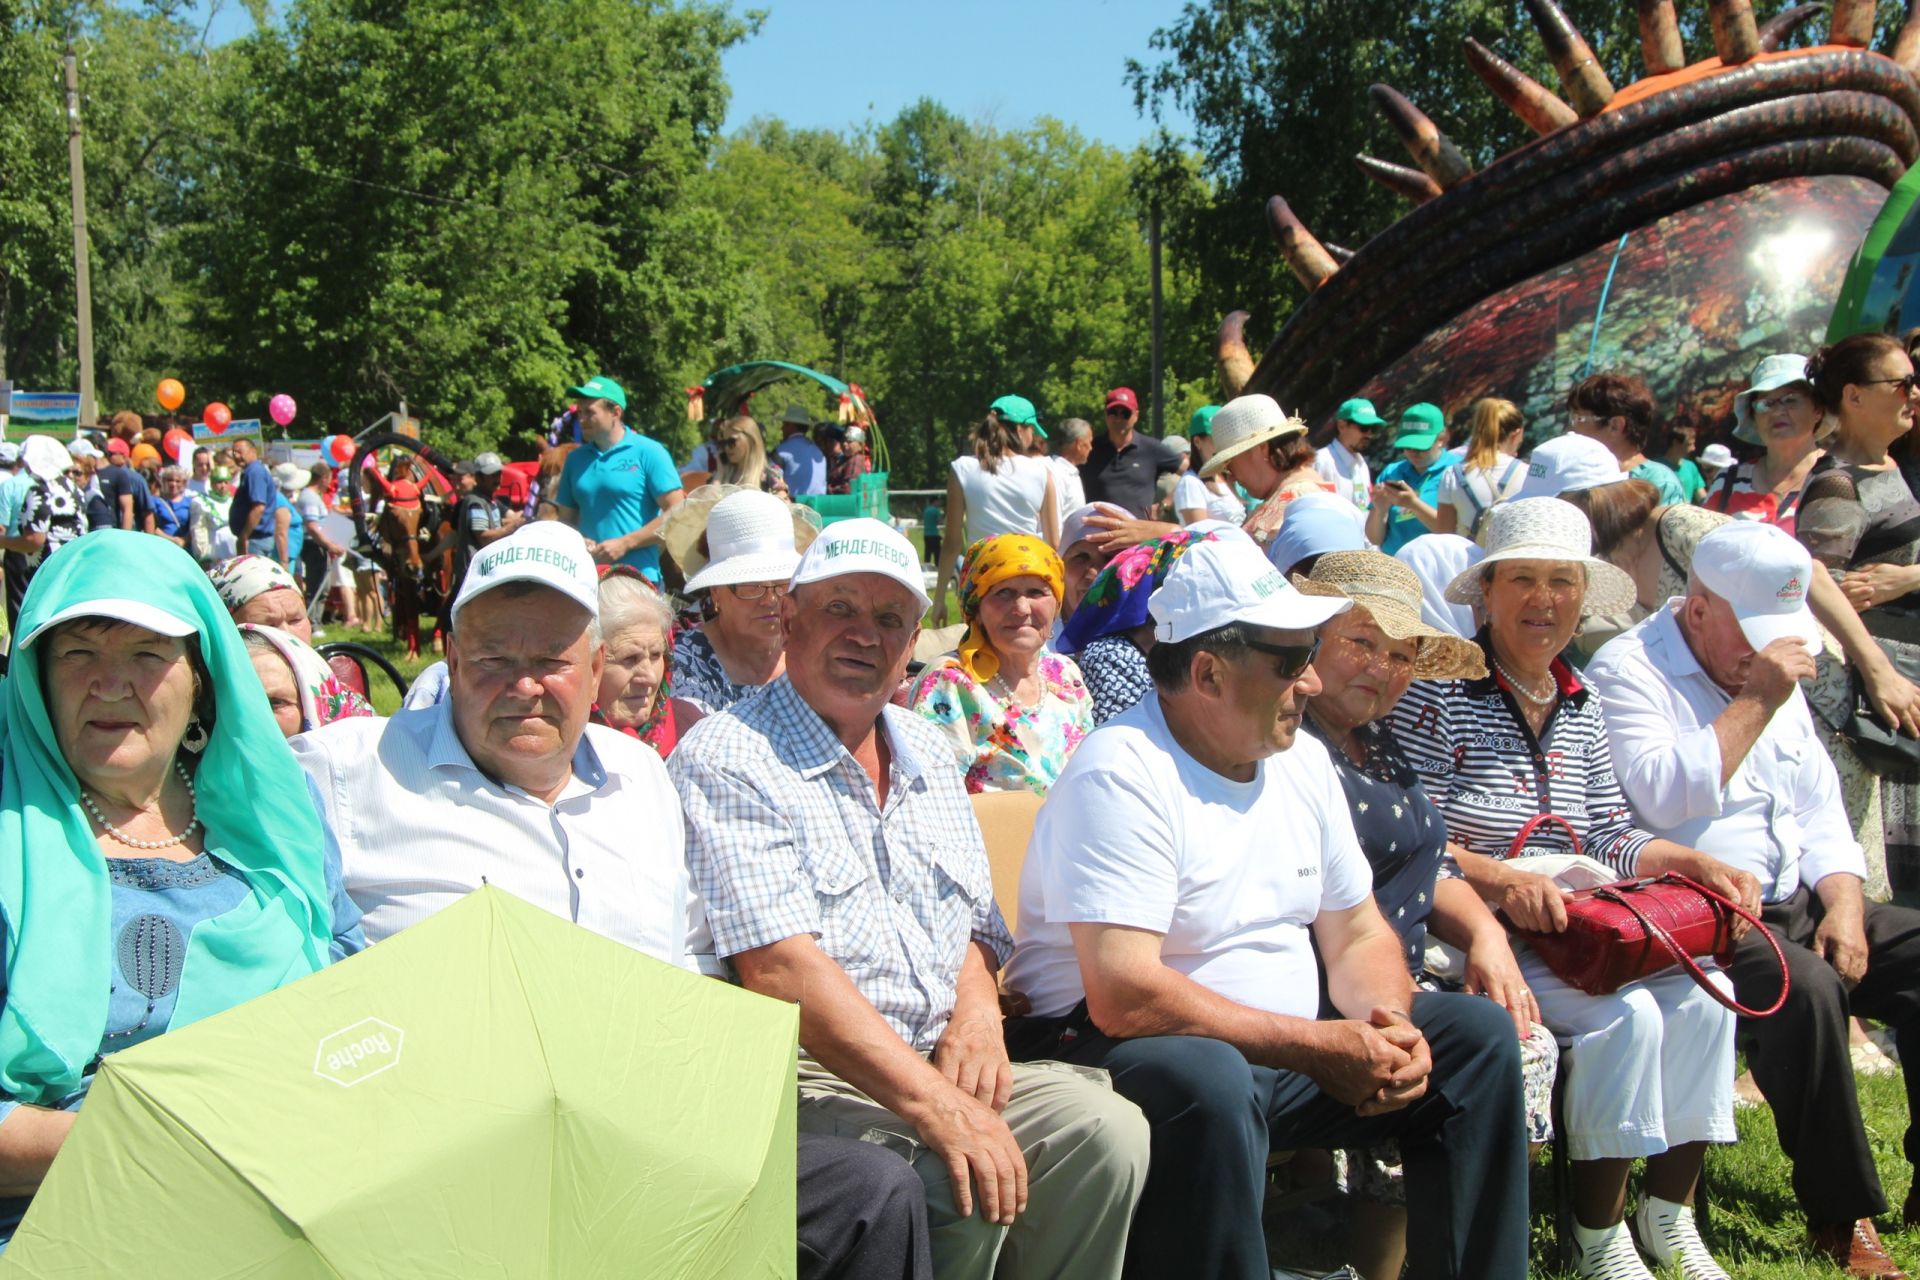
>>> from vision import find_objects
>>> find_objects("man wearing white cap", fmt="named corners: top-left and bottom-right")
top-left (671, 518), bottom-right (1149, 1280)
top-left (1001, 536), bottom-right (1528, 1279)
top-left (1586, 522), bottom-right (1920, 1277)
top-left (296, 519), bottom-right (936, 1280)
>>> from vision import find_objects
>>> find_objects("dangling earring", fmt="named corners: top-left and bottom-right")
top-left (181, 715), bottom-right (209, 755)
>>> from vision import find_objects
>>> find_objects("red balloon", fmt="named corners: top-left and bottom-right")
top-left (202, 402), bottom-right (232, 434)
top-left (162, 427), bottom-right (193, 462)
top-left (326, 434), bottom-right (356, 465)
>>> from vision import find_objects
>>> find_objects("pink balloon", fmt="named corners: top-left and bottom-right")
top-left (269, 394), bottom-right (298, 427)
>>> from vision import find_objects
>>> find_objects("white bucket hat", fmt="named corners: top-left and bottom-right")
top-left (683, 490), bottom-right (806, 593)
top-left (1698, 442), bottom-right (1736, 470)
top-left (1197, 393), bottom-right (1306, 479)
top-left (20, 436), bottom-right (73, 482)
top-left (1732, 354), bottom-right (1820, 445)
top-left (271, 462), bottom-right (311, 493)
top-left (1442, 498), bottom-right (1636, 617)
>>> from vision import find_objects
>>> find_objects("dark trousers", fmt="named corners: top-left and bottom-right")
top-left (1728, 887), bottom-right (1920, 1226)
top-left (1005, 991), bottom-right (1527, 1280)
top-left (797, 1131), bottom-right (932, 1280)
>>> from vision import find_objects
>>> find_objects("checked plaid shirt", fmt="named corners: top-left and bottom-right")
top-left (670, 676), bottom-right (1013, 1054)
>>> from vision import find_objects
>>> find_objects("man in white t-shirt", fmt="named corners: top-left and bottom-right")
top-left (1044, 417), bottom-right (1092, 528)
top-left (1313, 396), bottom-right (1382, 509)
top-left (1003, 535), bottom-right (1528, 1280)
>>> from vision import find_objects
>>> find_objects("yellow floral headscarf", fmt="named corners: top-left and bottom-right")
top-left (955, 533), bottom-right (1065, 683)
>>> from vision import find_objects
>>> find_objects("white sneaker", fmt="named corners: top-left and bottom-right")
top-left (1633, 1196), bottom-right (1729, 1280)
top-left (1571, 1217), bottom-right (1655, 1280)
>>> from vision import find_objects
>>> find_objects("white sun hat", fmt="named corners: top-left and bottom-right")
top-left (1697, 443), bottom-right (1737, 470)
top-left (1149, 535), bottom-right (1350, 643)
top-left (1517, 434), bottom-right (1628, 501)
top-left (1731, 354), bottom-right (1814, 445)
top-left (1691, 522), bottom-right (1822, 651)
top-left (683, 490), bottom-right (807, 594)
top-left (1197, 393), bottom-right (1307, 479)
top-left (1442, 497), bottom-right (1636, 617)
top-left (271, 462), bottom-right (311, 493)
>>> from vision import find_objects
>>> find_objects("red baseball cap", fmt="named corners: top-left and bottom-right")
top-left (105, 437), bottom-right (130, 456)
top-left (1105, 387), bottom-right (1139, 412)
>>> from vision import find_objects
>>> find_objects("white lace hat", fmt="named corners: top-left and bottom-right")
top-left (683, 490), bottom-right (807, 593)
top-left (1442, 498), bottom-right (1636, 617)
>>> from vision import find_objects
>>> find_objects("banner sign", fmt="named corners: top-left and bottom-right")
top-left (193, 416), bottom-right (262, 443)
top-left (10, 392), bottom-right (80, 426)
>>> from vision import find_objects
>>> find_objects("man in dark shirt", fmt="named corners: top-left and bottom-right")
top-left (227, 436), bottom-right (279, 556)
top-left (450, 451), bottom-right (522, 591)
top-left (1078, 386), bottom-right (1181, 519)
top-left (97, 438), bottom-right (155, 533)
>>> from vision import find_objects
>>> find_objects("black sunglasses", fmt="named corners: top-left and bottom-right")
top-left (1863, 374), bottom-right (1920, 396)
top-left (1240, 637), bottom-right (1319, 681)
top-left (1104, 406), bottom-right (1132, 417)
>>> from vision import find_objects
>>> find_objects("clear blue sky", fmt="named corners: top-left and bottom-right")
top-left (186, 0), bottom-right (1192, 148)
top-left (721, 1), bottom-right (1191, 147)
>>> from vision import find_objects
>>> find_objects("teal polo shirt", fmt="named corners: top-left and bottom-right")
top-left (1377, 456), bottom-right (1449, 556)
top-left (554, 429), bottom-right (683, 580)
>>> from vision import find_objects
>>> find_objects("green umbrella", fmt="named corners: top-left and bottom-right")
top-left (3, 887), bottom-right (797, 1278)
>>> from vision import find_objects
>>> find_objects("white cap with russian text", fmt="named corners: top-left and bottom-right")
top-left (1149, 535), bottom-right (1350, 643)
top-left (789, 517), bottom-right (931, 613)
top-left (452, 520), bottom-right (599, 625)
top-left (1691, 522), bottom-right (1821, 651)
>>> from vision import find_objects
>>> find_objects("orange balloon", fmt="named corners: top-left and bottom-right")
top-left (156, 378), bottom-right (185, 412)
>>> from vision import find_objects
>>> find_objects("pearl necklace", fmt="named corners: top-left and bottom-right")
top-left (1491, 655), bottom-right (1558, 708)
top-left (79, 762), bottom-right (201, 851)
top-left (989, 672), bottom-right (1035, 711)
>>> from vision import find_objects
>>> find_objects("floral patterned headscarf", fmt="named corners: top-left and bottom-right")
top-left (1058, 528), bottom-right (1220, 655)
top-left (239, 624), bottom-right (374, 733)
top-left (955, 533), bottom-right (1065, 683)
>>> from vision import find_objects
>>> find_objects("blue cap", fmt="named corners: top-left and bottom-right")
top-left (1266, 493), bottom-right (1369, 576)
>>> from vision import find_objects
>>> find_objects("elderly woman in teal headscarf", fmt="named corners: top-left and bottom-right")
top-left (0, 531), bottom-right (362, 1245)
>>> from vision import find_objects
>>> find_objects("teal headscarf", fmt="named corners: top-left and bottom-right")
top-left (0, 530), bottom-right (333, 1104)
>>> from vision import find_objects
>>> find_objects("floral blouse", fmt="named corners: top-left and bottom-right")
top-left (907, 652), bottom-right (1094, 795)
top-left (671, 628), bottom-right (760, 713)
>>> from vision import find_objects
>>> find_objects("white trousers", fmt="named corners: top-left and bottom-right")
top-left (1520, 948), bottom-right (1738, 1161)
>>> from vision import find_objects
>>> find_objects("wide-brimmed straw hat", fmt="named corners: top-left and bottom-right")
top-left (1441, 498), bottom-right (1636, 617)
top-left (662, 484), bottom-right (820, 590)
top-left (1293, 551), bottom-right (1487, 680)
top-left (1198, 393), bottom-right (1307, 479)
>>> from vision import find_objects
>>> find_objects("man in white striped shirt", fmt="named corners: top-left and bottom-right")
top-left (294, 519), bottom-right (936, 1280)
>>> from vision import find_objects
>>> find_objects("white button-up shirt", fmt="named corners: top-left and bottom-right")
top-left (1585, 601), bottom-right (1865, 903)
top-left (292, 699), bottom-right (714, 970)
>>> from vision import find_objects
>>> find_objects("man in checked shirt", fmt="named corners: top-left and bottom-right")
top-left (672, 518), bottom-right (1150, 1280)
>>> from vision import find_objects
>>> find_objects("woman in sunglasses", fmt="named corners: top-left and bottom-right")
top-left (1389, 498), bottom-right (1758, 1280)
top-left (1704, 354), bottom-right (1825, 533)
top-left (1797, 333), bottom-right (1920, 905)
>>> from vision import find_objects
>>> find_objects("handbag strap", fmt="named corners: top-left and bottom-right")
top-left (1506, 812), bottom-right (1582, 859)
top-left (1591, 874), bottom-right (1791, 1018)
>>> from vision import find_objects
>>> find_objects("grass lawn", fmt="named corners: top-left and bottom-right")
top-left (315, 620), bottom-right (443, 714)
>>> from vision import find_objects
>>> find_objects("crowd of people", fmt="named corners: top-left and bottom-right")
top-left (5, 345), bottom-right (1920, 1279)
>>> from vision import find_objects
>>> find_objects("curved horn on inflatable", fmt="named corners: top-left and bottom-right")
top-left (1265, 196), bottom-right (1340, 290)
top-left (1897, 3), bottom-right (1920, 72)
top-left (1757, 4), bottom-right (1825, 53)
top-left (1707, 0), bottom-right (1762, 66)
top-left (1326, 243), bottom-right (1355, 264)
top-left (1368, 84), bottom-right (1474, 188)
top-left (1464, 39), bottom-right (1578, 135)
top-left (1523, 0), bottom-right (1617, 117)
top-left (1636, 0), bottom-right (1685, 75)
top-left (1828, 0), bottom-right (1877, 48)
top-left (1355, 154), bottom-right (1445, 204)
top-left (1216, 311), bottom-right (1256, 398)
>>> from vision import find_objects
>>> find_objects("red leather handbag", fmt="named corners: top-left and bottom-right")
top-left (1502, 815), bottom-right (1790, 1018)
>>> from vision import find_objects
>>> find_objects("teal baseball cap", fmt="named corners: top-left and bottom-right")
top-left (1188, 405), bottom-right (1221, 437)
top-left (1392, 402), bottom-right (1446, 450)
top-left (990, 394), bottom-right (1046, 440)
top-left (1336, 397), bottom-right (1386, 427)
top-left (570, 374), bottom-right (627, 411)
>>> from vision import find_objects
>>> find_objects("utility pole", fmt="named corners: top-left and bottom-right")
top-left (1149, 202), bottom-right (1164, 436)
top-left (64, 46), bottom-right (96, 426)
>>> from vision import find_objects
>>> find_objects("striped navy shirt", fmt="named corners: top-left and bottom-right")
top-left (1385, 637), bottom-right (1656, 877)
